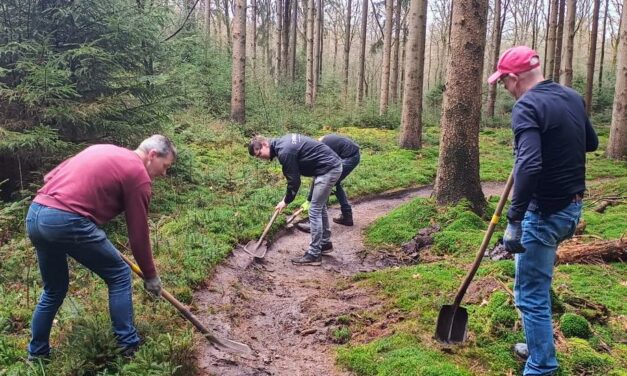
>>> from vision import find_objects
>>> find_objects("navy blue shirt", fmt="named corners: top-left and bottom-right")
top-left (508, 80), bottom-right (598, 221)
top-left (320, 134), bottom-right (360, 158)
top-left (270, 134), bottom-right (341, 204)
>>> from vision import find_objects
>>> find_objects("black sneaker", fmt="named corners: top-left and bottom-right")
top-left (333, 214), bottom-right (354, 226)
top-left (27, 353), bottom-right (50, 363)
top-left (120, 339), bottom-right (144, 358)
top-left (321, 242), bottom-right (333, 255)
top-left (296, 221), bottom-right (311, 233)
top-left (514, 343), bottom-right (529, 360)
top-left (291, 253), bottom-right (321, 266)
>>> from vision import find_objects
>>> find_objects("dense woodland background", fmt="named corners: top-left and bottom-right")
top-left (0, 0), bottom-right (626, 375)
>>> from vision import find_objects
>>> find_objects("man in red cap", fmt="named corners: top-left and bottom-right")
top-left (488, 46), bottom-right (598, 375)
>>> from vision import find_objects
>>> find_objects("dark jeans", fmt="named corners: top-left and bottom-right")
top-left (307, 164), bottom-right (342, 257)
top-left (26, 203), bottom-right (140, 356)
top-left (308, 152), bottom-right (360, 215)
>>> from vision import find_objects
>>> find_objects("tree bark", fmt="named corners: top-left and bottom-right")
top-left (343, 0), bottom-right (352, 102)
top-left (312, 0), bottom-right (321, 100)
top-left (357, 0), bottom-right (368, 105)
top-left (275, 0), bottom-right (283, 82)
top-left (231, 0), bottom-right (247, 123)
top-left (562, 0), bottom-right (576, 86)
top-left (553, 0), bottom-right (565, 81)
top-left (434, 0), bottom-right (489, 215)
top-left (399, 0), bottom-right (427, 149)
top-left (223, 0), bottom-right (232, 48)
top-left (289, 0), bottom-right (298, 79)
top-left (251, 0), bottom-right (257, 71)
top-left (205, 0), bottom-right (211, 36)
top-left (282, 0), bottom-right (291, 74)
top-left (379, 0), bottom-right (394, 114)
top-left (546, 0), bottom-right (558, 79)
top-left (598, 0), bottom-right (610, 89)
top-left (306, 0), bottom-right (315, 106)
top-left (390, 0), bottom-right (402, 104)
top-left (585, 0), bottom-right (601, 115)
top-left (607, 2), bottom-right (627, 159)
top-left (486, 0), bottom-right (502, 118)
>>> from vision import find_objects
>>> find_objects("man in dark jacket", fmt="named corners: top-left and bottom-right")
top-left (249, 134), bottom-right (342, 266)
top-left (488, 46), bottom-right (598, 376)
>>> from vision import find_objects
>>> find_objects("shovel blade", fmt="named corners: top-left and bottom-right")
top-left (242, 240), bottom-right (268, 258)
top-left (435, 305), bottom-right (468, 344)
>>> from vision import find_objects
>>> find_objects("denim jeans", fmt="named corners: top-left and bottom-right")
top-left (335, 153), bottom-right (360, 215)
top-left (308, 164), bottom-right (342, 257)
top-left (515, 201), bottom-right (582, 375)
top-left (26, 203), bottom-right (140, 356)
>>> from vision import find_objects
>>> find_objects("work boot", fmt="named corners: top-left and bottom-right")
top-left (333, 212), bottom-right (353, 226)
top-left (295, 220), bottom-right (311, 233)
top-left (291, 252), bottom-right (321, 266)
top-left (27, 353), bottom-right (51, 363)
top-left (321, 242), bottom-right (333, 255)
top-left (513, 343), bottom-right (529, 360)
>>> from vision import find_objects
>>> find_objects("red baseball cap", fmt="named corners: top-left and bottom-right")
top-left (487, 46), bottom-right (540, 84)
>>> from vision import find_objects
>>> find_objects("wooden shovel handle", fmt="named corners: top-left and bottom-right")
top-left (255, 208), bottom-right (281, 248)
top-left (452, 171), bottom-right (515, 307)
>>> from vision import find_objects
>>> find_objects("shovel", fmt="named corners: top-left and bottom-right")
top-left (117, 250), bottom-right (254, 356)
top-left (435, 171), bottom-right (515, 344)
top-left (241, 208), bottom-right (280, 259)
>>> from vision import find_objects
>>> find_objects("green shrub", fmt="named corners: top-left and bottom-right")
top-left (560, 313), bottom-right (592, 339)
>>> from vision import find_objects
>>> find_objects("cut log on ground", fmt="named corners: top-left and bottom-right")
top-left (556, 238), bottom-right (627, 264)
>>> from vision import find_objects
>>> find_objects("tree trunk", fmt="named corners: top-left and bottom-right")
top-left (379, 0), bottom-right (393, 114)
top-left (553, 0), bottom-right (565, 81)
top-left (607, 3), bottom-right (627, 159)
top-left (205, 0), bottom-right (211, 36)
top-left (434, 0), bottom-right (489, 215)
top-left (486, 0), bottom-right (502, 118)
top-left (306, 0), bottom-right (315, 106)
top-left (312, 0), bottom-right (321, 100)
top-left (390, 0), bottom-right (402, 104)
top-left (598, 0), bottom-right (610, 89)
top-left (546, 0), bottom-right (558, 79)
top-left (223, 0), bottom-right (232, 48)
top-left (282, 0), bottom-right (291, 74)
top-left (399, 0), bottom-right (427, 149)
top-left (357, 0), bottom-right (368, 105)
top-left (585, 0), bottom-right (601, 115)
top-left (231, 0), bottom-right (247, 123)
top-left (316, 0), bottom-right (324, 83)
top-left (562, 0), bottom-right (576, 86)
top-left (275, 0), bottom-right (283, 82)
top-left (251, 0), bottom-right (257, 71)
top-left (343, 0), bottom-right (352, 102)
top-left (289, 0), bottom-right (298, 79)
top-left (400, 24), bottom-right (407, 103)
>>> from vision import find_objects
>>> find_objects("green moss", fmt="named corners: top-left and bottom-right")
top-left (365, 198), bottom-right (437, 247)
top-left (560, 313), bottom-right (592, 339)
top-left (332, 326), bottom-right (352, 344)
top-left (564, 338), bottom-right (614, 374)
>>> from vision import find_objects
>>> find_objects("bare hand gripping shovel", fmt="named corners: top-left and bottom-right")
top-left (241, 208), bottom-right (281, 259)
top-left (435, 171), bottom-right (514, 344)
top-left (118, 251), bottom-right (253, 356)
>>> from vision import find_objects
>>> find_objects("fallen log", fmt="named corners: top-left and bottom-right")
top-left (556, 238), bottom-right (627, 265)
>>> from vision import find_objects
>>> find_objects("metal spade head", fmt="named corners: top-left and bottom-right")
top-left (242, 239), bottom-right (268, 259)
top-left (435, 304), bottom-right (468, 344)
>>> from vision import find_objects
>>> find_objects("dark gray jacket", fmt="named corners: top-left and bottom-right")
top-left (270, 134), bottom-right (341, 203)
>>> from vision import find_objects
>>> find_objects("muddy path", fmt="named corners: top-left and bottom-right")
top-left (193, 182), bottom-right (507, 376)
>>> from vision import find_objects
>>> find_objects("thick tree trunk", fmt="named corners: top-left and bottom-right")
top-left (486, 0), bottom-right (502, 118)
top-left (275, 0), bottom-right (283, 82)
top-left (357, 0), bottom-right (368, 105)
top-left (379, 0), bottom-right (393, 114)
top-left (598, 0), bottom-right (610, 89)
top-left (434, 0), bottom-right (489, 215)
top-left (343, 0), bottom-right (352, 102)
top-left (231, 0), bottom-right (247, 123)
top-left (306, 0), bottom-right (315, 106)
top-left (562, 0), bottom-right (576, 86)
top-left (399, 0), bottom-right (427, 149)
top-left (546, 0), bottom-right (558, 79)
top-left (607, 4), bottom-right (627, 160)
top-left (390, 0), bottom-right (401, 104)
top-left (553, 0), bottom-right (565, 81)
top-left (282, 0), bottom-right (291, 74)
top-left (556, 238), bottom-right (627, 264)
top-left (585, 0), bottom-right (601, 115)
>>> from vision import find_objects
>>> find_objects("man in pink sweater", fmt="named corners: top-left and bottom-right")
top-left (26, 135), bottom-right (176, 360)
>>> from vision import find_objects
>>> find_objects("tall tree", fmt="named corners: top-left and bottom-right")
top-left (607, 1), bottom-right (627, 159)
top-left (223, 0), bottom-right (232, 47)
top-left (390, 0), bottom-right (402, 104)
top-left (282, 0), bottom-right (292, 74)
top-left (585, 0), bottom-right (601, 114)
top-left (306, 0), bottom-right (315, 106)
top-left (357, 0), bottom-right (368, 104)
top-left (486, 0), bottom-right (503, 118)
top-left (379, 0), bottom-right (394, 114)
top-left (231, 0), bottom-right (247, 123)
top-left (205, 0), bottom-right (211, 36)
top-left (546, 0), bottom-right (559, 79)
top-left (599, 0), bottom-right (610, 88)
top-left (553, 0), bottom-right (566, 80)
top-left (562, 0), bottom-right (576, 86)
top-left (275, 0), bottom-right (283, 81)
top-left (313, 0), bottom-right (322, 99)
top-left (434, 0), bottom-right (489, 215)
top-left (289, 0), bottom-right (298, 79)
top-left (399, 0), bottom-right (427, 149)
top-left (343, 0), bottom-right (352, 102)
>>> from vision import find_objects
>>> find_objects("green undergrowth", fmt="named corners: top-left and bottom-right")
top-left (342, 180), bottom-right (627, 375)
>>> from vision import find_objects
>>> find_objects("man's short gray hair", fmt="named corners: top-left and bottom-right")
top-left (138, 135), bottom-right (177, 159)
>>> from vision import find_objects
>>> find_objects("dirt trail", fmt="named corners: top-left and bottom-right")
top-left (194, 183), bottom-right (506, 376)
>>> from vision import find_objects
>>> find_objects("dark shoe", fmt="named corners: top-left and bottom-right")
top-left (321, 242), bottom-right (333, 255)
top-left (120, 339), bottom-right (144, 358)
top-left (27, 353), bottom-right (50, 363)
top-left (514, 343), bottom-right (529, 360)
top-left (333, 213), bottom-right (353, 226)
top-left (295, 221), bottom-right (311, 233)
top-left (291, 253), bottom-right (321, 266)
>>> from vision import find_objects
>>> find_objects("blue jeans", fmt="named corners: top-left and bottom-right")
top-left (335, 153), bottom-right (360, 215)
top-left (515, 201), bottom-right (582, 375)
top-left (26, 203), bottom-right (140, 356)
top-left (308, 164), bottom-right (342, 257)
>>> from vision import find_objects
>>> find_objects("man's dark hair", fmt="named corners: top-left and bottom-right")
top-left (248, 136), bottom-right (267, 156)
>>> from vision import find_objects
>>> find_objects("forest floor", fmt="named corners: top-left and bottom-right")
top-left (194, 182), bottom-right (507, 375)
